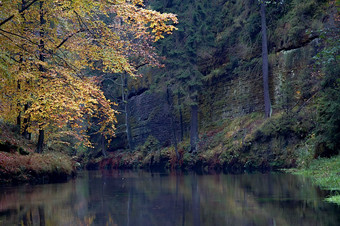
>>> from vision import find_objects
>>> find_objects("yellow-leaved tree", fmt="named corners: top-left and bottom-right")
top-left (0, 0), bottom-right (177, 152)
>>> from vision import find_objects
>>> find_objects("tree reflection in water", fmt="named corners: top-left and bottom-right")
top-left (0, 170), bottom-right (339, 226)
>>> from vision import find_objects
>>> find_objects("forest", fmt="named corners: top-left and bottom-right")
top-left (0, 0), bottom-right (340, 208)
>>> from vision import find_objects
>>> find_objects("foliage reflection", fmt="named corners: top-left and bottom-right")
top-left (0, 171), bottom-right (339, 226)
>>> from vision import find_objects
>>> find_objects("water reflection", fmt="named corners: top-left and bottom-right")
top-left (0, 170), bottom-right (339, 226)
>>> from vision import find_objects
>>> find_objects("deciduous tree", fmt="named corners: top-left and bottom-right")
top-left (0, 0), bottom-right (177, 151)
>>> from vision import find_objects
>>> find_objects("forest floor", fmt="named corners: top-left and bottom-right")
top-left (0, 122), bottom-right (76, 184)
top-left (287, 156), bottom-right (340, 205)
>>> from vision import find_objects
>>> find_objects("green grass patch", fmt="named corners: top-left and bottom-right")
top-left (325, 195), bottom-right (340, 204)
top-left (289, 156), bottom-right (340, 205)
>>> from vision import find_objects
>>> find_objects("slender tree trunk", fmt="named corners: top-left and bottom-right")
top-left (17, 81), bottom-right (31, 140)
top-left (17, 113), bottom-right (21, 130)
top-left (101, 135), bottom-right (107, 157)
top-left (22, 104), bottom-right (31, 140)
top-left (261, 2), bottom-right (271, 118)
top-left (167, 88), bottom-right (179, 159)
top-left (17, 80), bottom-right (21, 129)
top-left (17, 2), bottom-right (32, 140)
top-left (36, 0), bottom-right (45, 152)
top-left (177, 92), bottom-right (184, 141)
top-left (17, 112), bottom-right (21, 132)
top-left (36, 129), bottom-right (44, 153)
top-left (125, 99), bottom-right (133, 150)
top-left (190, 104), bottom-right (198, 153)
top-left (121, 73), bottom-right (133, 150)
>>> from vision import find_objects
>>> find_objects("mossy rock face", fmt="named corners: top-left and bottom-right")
top-left (109, 0), bottom-right (330, 153)
top-left (128, 91), bottom-right (181, 147)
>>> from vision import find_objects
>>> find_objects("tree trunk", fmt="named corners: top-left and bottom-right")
top-left (22, 104), bottom-right (31, 140)
top-left (17, 81), bottom-right (21, 129)
top-left (18, 4), bottom-right (32, 139)
top-left (17, 111), bottom-right (21, 130)
top-left (101, 135), bottom-right (107, 157)
top-left (36, 1), bottom-right (45, 152)
top-left (125, 98), bottom-right (133, 150)
top-left (167, 88), bottom-right (179, 159)
top-left (121, 73), bottom-right (133, 150)
top-left (190, 104), bottom-right (198, 153)
top-left (36, 129), bottom-right (44, 153)
top-left (177, 92), bottom-right (184, 141)
top-left (261, 2), bottom-right (271, 118)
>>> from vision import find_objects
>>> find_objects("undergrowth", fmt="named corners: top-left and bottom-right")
top-left (94, 111), bottom-right (310, 172)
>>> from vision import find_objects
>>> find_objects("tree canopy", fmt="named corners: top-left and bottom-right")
top-left (0, 0), bottom-right (177, 147)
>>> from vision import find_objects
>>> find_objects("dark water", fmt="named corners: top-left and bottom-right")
top-left (0, 170), bottom-right (339, 226)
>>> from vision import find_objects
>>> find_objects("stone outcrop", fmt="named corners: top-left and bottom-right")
top-left (128, 91), bottom-right (176, 147)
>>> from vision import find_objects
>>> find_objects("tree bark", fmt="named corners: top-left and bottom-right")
top-left (16, 1), bottom-right (32, 140)
top-left (36, 129), bottom-right (44, 153)
top-left (190, 104), bottom-right (198, 153)
top-left (101, 135), bottom-right (107, 157)
top-left (125, 98), bottom-right (133, 150)
top-left (261, 2), bottom-right (271, 118)
top-left (167, 88), bottom-right (179, 159)
top-left (121, 73), bottom-right (133, 150)
top-left (17, 80), bottom-right (21, 129)
top-left (36, 0), bottom-right (45, 152)
top-left (22, 103), bottom-right (31, 140)
top-left (177, 92), bottom-right (184, 141)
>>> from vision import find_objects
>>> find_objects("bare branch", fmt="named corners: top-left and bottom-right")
top-left (55, 28), bottom-right (86, 49)
top-left (0, 28), bottom-right (39, 46)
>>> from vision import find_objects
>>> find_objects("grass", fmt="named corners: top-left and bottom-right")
top-left (326, 195), bottom-right (340, 204)
top-left (288, 155), bottom-right (340, 205)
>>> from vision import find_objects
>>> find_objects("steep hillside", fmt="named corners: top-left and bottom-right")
top-left (102, 0), bottom-right (339, 170)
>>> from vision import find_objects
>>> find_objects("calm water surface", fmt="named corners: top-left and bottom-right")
top-left (0, 170), bottom-right (339, 226)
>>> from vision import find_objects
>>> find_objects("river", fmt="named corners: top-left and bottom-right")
top-left (0, 170), bottom-right (339, 226)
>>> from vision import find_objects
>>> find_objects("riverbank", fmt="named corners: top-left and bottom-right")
top-left (0, 123), bottom-right (76, 184)
top-left (0, 151), bottom-right (76, 184)
top-left (87, 111), bottom-right (340, 206)
top-left (288, 156), bottom-right (340, 205)
top-left (87, 112), bottom-right (307, 172)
